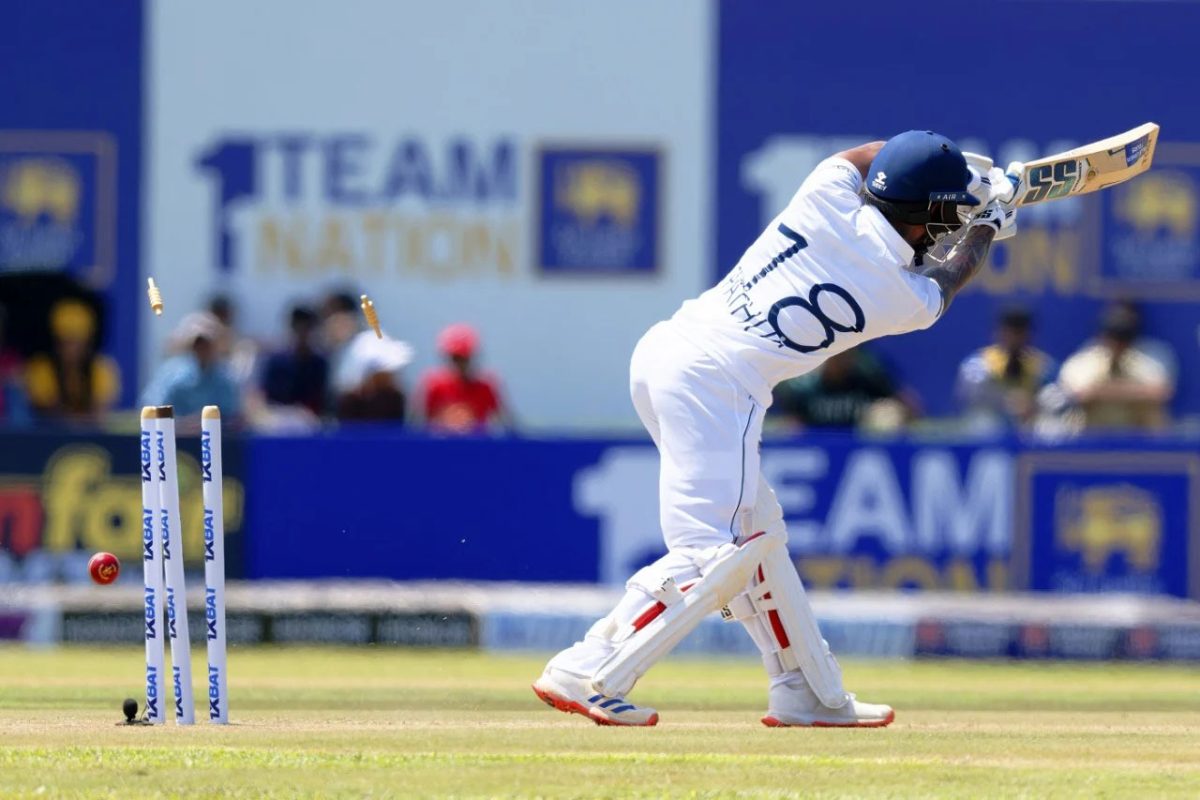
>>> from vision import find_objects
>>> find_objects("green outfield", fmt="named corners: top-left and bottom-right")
top-left (1, 648), bottom-right (1199, 798)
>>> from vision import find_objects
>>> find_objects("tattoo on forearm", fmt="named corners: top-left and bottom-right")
top-left (920, 225), bottom-right (996, 310)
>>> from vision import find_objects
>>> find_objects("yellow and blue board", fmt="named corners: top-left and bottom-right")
top-left (0, 0), bottom-right (143, 405)
top-left (1090, 146), bottom-right (1200, 299)
top-left (1014, 452), bottom-right (1200, 599)
top-left (0, 135), bottom-right (115, 287)
top-left (536, 147), bottom-right (660, 275)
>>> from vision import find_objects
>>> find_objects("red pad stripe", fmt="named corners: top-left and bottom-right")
top-left (629, 582), bottom-right (697, 632)
top-left (631, 602), bottom-right (665, 631)
top-left (767, 609), bottom-right (791, 649)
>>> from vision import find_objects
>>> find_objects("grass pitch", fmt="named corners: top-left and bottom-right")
top-left (1, 648), bottom-right (1199, 798)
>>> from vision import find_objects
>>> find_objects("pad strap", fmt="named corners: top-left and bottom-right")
top-left (591, 531), bottom-right (783, 697)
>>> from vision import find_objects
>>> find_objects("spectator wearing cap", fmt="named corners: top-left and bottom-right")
top-left (260, 305), bottom-right (328, 417)
top-left (1058, 306), bottom-right (1174, 431)
top-left (420, 324), bottom-right (510, 433)
top-left (141, 312), bottom-right (241, 419)
top-left (335, 335), bottom-right (411, 423)
top-left (24, 299), bottom-right (120, 423)
top-left (955, 306), bottom-right (1055, 431)
top-left (321, 290), bottom-right (416, 404)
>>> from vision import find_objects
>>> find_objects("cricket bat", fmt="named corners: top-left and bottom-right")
top-left (1014, 122), bottom-right (1159, 206)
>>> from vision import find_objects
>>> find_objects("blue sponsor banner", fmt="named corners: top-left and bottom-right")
top-left (4, 428), bottom-right (1196, 598)
top-left (0, 0), bottom-right (143, 405)
top-left (236, 430), bottom-right (1200, 600)
top-left (536, 145), bottom-right (661, 274)
top-left (242, 432), bottom-right (1015, 587)
top-left (717, 1), bottom-right (1200, 418)
top-left (240, 431), bottom-right (611, 582)
top-left (0, 430), bottom-right (245, 584)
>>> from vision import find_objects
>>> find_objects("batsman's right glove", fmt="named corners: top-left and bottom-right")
top-left (971, 197), bottom-right (1017, 240)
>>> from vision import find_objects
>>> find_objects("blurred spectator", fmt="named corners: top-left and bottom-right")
top-left (420, 323), bottom-right (510, 433)
top-left (141, 312), bottom-right (241, 419)
top-left (320, 291), bottom-right (365, 397)
top-left (770, 348), bottom-right (911, 432)
top-left (1085, 299), bottom-right (1177, 380)
top-left (335, 336), bottom-right (410, 423)
top-left (24, 299), bottom-right (120, 423)
top-left (956, 306), bottom-right (1055, 431)
top-left (1058, 306), bottom-right (1174, 431)
top-left (208, 294), bottom-right (258, 388)
top-left (0, 303), bottom-right (29, 423)
top-left (260, 305), bottom-right (328, 416)
top-left (321, 290), bottom-right (417, 414)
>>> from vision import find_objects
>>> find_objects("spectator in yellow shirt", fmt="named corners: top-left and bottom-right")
top-left (24, 299), bottom-right (120, 424)
top-left (1058, 307), bottom-right (1173, 431)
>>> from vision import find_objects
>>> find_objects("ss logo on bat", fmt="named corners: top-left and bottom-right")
top-left (1022, 160), bottom-right (1080, 204)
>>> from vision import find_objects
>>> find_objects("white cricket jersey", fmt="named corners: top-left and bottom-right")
top-left (671, 156), bottom-right (944, 405)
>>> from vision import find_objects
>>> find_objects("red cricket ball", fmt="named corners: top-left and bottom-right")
top-left (88, 552), bottom-right (120, 585)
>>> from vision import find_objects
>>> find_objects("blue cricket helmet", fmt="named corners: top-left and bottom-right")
top-left (866, 130), bottom-right (977, 206)
top-left (863, 131), bottom-right (981, 252)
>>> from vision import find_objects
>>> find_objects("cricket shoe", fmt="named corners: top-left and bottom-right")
top-left (762, 677), bottom-right (893, 728)
top-left (532, 667), bottom-right (658, 727)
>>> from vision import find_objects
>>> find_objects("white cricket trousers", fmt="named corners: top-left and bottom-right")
top-left (548, 320), bottom-right (789, 680)
top-left (630, 321), bottom-right (773, 550)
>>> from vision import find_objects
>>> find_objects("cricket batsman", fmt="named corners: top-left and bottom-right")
top-left (534, 131), bottom-right (1018, 727)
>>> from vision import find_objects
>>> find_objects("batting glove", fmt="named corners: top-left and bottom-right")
top-left (971, 196), bottom-right (1017, 240)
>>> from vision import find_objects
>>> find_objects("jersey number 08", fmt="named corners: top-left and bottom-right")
top-left (763, 224), bottom-right (866, 354)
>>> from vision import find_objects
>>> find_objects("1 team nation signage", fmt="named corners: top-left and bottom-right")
top-left (195, 134), bottom-right (520, 280)
top-left (578, 441), bottom-right (1013, 589)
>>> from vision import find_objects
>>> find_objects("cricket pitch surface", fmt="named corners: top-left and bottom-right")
top-left (2, 648), bottom-right (1199, 798)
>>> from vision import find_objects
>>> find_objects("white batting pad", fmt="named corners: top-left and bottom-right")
top-left (738, 541), bottom-right (849, 709)
top-left (590, 530), bottom-right (784, 698)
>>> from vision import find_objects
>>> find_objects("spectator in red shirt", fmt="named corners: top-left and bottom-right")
top-left (421, 323), bottom-right (510, 433)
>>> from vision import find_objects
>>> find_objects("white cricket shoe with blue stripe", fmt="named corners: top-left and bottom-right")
top-left (532, 667), bottom-right (659, 727)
